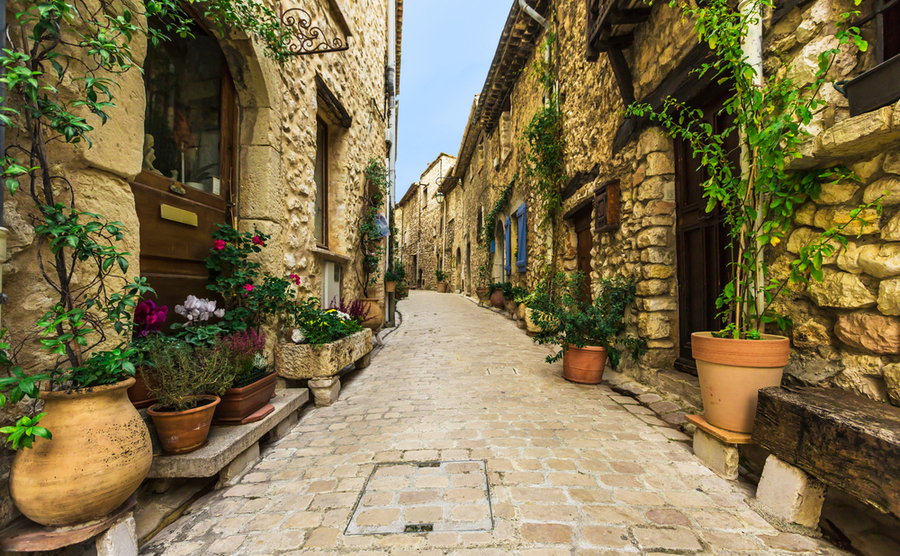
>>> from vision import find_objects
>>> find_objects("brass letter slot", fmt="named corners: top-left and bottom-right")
top-left (160, 204), bottom-right (198, 227)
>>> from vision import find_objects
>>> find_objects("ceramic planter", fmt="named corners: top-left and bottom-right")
top-left (9, 377), bottom-right (152, 527)
top-left (359, 298), bottom-right (384, 330)
top-left (148, 395), bottom-right (220, 455)
top-left (127, 367), bottom-right (156, 409)
top-left (562, 346), bottom-right (608, 384)
top-left (692, 332), bottom-right (790, 433)
top-left (436, 282), bottom-right (448, 293)
top-left (476, 287), bottom-right (489, 303)
top-left (214, 372), bottom-right (277, 425)
top-left (490, 290), bottom-right (505, 308)
top-left (385, 281), bottom-right (397, 293)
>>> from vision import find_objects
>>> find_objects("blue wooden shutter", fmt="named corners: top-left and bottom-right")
top-left (516, 204), bottom-right (527, 272)
top-left (504, 216), bottom-right (512, 276)
top-left (490, 240), bottom-right (495, 253)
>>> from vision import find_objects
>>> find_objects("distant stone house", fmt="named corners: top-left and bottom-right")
top-left (395, 154), bottom-right (456, 290)
top-left (439, 0), bottom-right (900, 408)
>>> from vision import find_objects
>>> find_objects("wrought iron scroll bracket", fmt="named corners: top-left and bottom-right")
top-left (280, 6), bottom-right (350, 56)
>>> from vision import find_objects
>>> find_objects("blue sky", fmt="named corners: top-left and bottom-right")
top-left (395, 0), bottom-right (513, 200)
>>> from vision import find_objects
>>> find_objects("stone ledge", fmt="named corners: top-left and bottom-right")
top-left (309, 245), bottom-right (352, 264)
top-left (146, 389), bottom-right (308, 479)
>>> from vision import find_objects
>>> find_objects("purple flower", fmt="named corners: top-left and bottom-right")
top-left (134, 300), bottom-right (168, 337)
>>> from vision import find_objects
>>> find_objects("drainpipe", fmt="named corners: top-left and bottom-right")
top-left (739, 0), bottom-right (765, 332)
top-left (517, 0), bottom-right (549, 31)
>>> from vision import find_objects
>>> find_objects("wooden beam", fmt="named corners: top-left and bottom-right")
top-left (599, 33), bottom-right (634, 50)
top-left (607, 46), bottom-right (635, 107)
top-left (753, 387), bottom-right (900, 517)
top-left (610, 8), bottom-right (651, 25)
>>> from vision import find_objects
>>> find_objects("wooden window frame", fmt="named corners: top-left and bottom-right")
top-left (315, 116), bottom-right (330, 248)
top-left (594, 180), bottom-right (621, 233)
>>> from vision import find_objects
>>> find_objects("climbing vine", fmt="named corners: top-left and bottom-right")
top-left (480, 174), bottom-right (518, 247)
top-left (521, 33), bottom-right (566, 228)
top-left (357, 158), bottom-right (390, 296)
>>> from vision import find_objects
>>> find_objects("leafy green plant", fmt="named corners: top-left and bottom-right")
top-left (522, 34), bottom-right (566, 227)
top-left (357, 159), bottom-right (390, 295)
top-left (435, 269), bottom-right (449, 283)
top-left (530, 273), bottom-right (647, 367)
top-left (385, 265), bottom-right (405, 283)
top-left (206, 225), bottom-right (299, 332)
top-left (480, 175), bottom-right (517, 247)
top-left (626, 0), bottom-right (873, 339)
top-left (291, 299), bottom-right (364, 345)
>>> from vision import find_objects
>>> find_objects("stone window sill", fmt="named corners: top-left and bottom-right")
top-left (310, 245), bottom-right (351, 264)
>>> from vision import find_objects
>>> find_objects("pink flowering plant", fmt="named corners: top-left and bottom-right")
top-left (205, 224), bottom-right (301, 332)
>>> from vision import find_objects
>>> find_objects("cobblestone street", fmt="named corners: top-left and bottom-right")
top-left (142, 291), bottom-right (847, 556)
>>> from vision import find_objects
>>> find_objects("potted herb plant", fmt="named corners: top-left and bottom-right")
top-left (384, 264), bottom-right (404, 294)
top-left (435, 269), bottom-right (449, 293)
top-left (530, 273), bottom-right (647, 384)
top-left (214, 329), bottom-right (276, 425)
top-left (627, 0), bottom-right (874, 432)
top-left (143, 336), bottom-right (238, 454)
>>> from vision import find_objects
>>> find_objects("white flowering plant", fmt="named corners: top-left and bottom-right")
top-left (171, 295), bottom-right (228, 347)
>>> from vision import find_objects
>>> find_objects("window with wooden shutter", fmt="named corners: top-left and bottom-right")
top-left (594, 180), bottom-right (621, 233)
top-left (516, 204), bottom-right (527, 273)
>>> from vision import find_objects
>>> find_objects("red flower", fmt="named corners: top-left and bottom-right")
top-left (214, 239), bottom-right (226, 250)
top-left (289, 274), bottom-right (301, 285)
top-left (243, 283), bottom-right (254, 297)
top-left (252, 235), bottom-right (265, 246)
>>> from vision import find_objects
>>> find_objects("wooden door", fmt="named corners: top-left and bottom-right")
top-left (573, 206), bottom-right (593, 300)
top-left (131, 23), bottom-right (237, 325)
top-left (675, 93), bottom-right (736, 372)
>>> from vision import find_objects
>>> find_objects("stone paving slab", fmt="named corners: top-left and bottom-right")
top-left (140, 291), bottom-right (849, 556)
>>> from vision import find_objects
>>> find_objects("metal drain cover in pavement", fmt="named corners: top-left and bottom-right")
top-left (345, 460), bottom-right (493, 535)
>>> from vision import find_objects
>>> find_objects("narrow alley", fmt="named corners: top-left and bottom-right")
top-left (141, 291), bottom-right (845, 556)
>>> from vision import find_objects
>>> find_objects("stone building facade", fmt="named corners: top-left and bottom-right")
top-left (0, 0), bottom-right (401, 526)
top-left (436, 0), bottom-right (900, 408)
top-left (395, 154), bottom-right (455, 290)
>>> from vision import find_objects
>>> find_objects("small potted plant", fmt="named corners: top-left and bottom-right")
top-left (384, 264), bottom-right (405, 294)
top-left (214, 329), bottom-right (276, 425)
top-left (506, 284), bottom-right (527, 315)
top-left (530, 273), bottom-right (647, 384)
top-left (435, 269), bottom-right (449, 293)
top-left (475, 260), bottom-right (491, 304)
top-left (143, 335), bottom-right (238, 454)
top-left (488, 282), bottom-right (506, 308)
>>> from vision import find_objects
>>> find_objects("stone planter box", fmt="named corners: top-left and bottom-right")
top-left (275, 329), bottom-right (373, 406)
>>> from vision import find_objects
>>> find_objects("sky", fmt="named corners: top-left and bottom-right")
top-left (395, 0), bottom-right (513, 201)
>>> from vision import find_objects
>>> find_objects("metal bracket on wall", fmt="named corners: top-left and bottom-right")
top-left (281, 5), bottom-right (350, 56)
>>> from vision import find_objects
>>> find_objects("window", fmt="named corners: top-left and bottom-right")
top-left (594, 180), bottom-right (621, 233)
top-left (314, 118), bottom-right (328, 246)
top-left (423, 185), bottom-right (428, 204)
top-left (476, 208), bottom-right (483, 239)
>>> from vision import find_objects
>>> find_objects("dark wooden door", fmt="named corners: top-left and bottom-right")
top-left (574, 207), bottom-right (593, 299)
top-left (675, 93), bottom-right (736, 372)
top-left (131, 33), bottom-right (237, 325)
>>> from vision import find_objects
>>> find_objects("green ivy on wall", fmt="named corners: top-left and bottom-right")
top-left (480, 174), bottom-right (518, 247)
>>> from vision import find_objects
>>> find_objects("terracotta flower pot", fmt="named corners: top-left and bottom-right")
top-left (127, 368), bottom-right (157, 409)
top-left (148, 395), bottom-right (220, 454)
top-left (385, 281), bottom-right (397, 293)
top-left (214, 372), bottom-right (277, 425)
top-left (476, 287), bottom-right (489, 303)
top-left (562, 346), bottom-right (608, 384)
top-left (436, 282), bottom-right (448, 293)
top-left (490, 290), bottom-right (505, 308)
top-left (9, 377), bottom-right (152, 527)
top-left (359, 298), bottom-right (384, 331)
top-left (692, 332), bottom-right (789, 434)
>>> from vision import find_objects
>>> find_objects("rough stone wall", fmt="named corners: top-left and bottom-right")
top-left (396, 154), bottom-right (454, 289)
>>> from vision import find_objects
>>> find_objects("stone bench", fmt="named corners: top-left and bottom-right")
top-left (750, 386), bottom-right (900, 534)
top-left (275, 329), bottom-right (373, 406)
top-left (145, 388), bottom-right (308, 486)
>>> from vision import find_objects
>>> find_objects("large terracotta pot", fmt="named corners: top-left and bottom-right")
top-left (10, 377), bottom-right (152, 527)
top-left (692, 332), bottom-right (789, 433)
top-left (359, 298), bottom-right (384, 331)
top-left (436, 282), bottom-right (448, 293)
top-left (385, 281), bottom-right (397, 293)
top-left (127, 367), bottom-right (156, 409)
top-left (490, 290), bottom-right (505, 308)
top-left (214, 372), bottom-right (277, 425)
top-left (562, 346), bottom-right (608, 384)
top-left (148, 395), bottom-right (220, 455)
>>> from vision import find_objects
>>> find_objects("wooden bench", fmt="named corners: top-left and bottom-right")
top-left (751, 386), bottom-right (900, 530)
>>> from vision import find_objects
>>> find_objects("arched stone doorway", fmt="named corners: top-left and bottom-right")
top-left (493, 219), bottom-right (505, 281)
top-left (455, 247), bottom-right (462, 291)
top-left (465, 242), bottom-right (472, 294)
